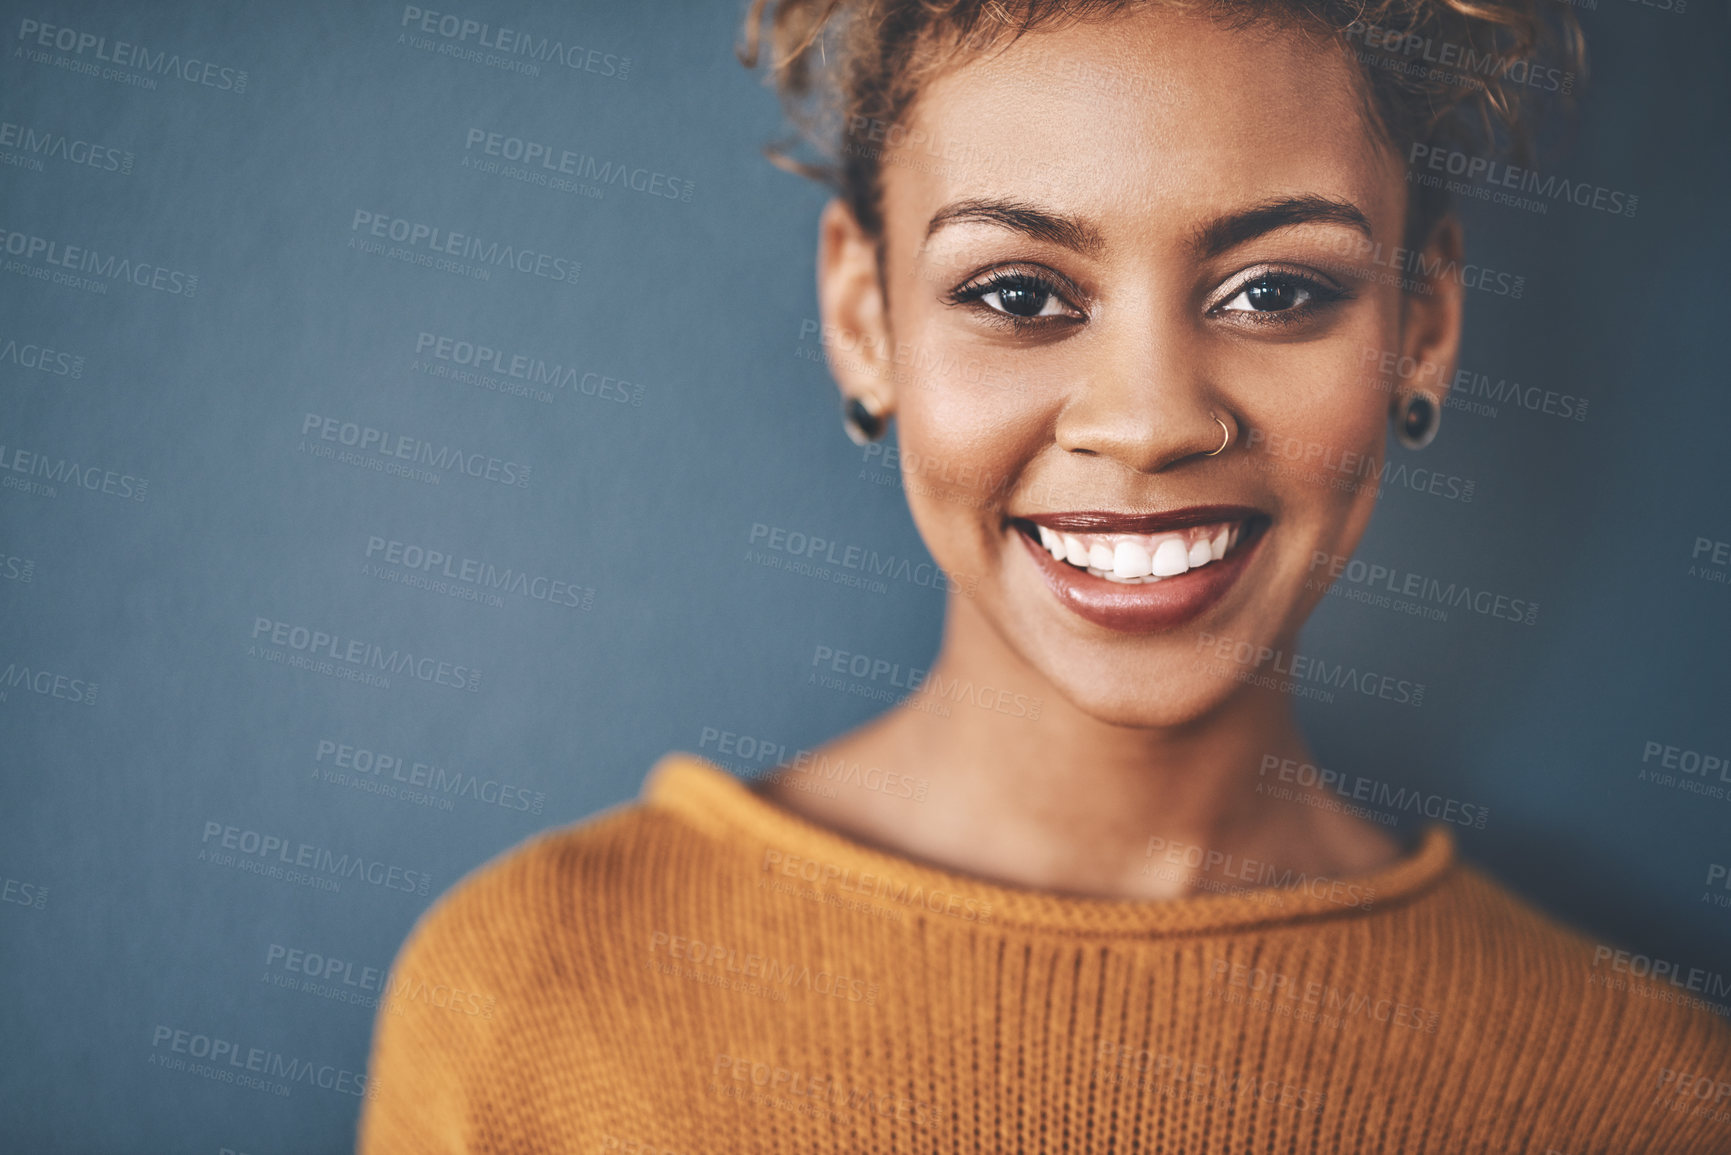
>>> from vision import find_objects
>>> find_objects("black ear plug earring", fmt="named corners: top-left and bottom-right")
top-left (1392, 391), bottom-right (1439, 450)
top-left (842, 395), bottom-right (889, 445)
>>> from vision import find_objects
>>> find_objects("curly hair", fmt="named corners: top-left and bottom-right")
top-left (739, 0), bottom-right (1585, 264)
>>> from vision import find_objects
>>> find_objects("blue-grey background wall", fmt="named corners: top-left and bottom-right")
top-left (0, 1), bottom-right (1725, 1150)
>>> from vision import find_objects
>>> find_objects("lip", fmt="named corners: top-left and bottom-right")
top-left (1009, 507), bottom-right (1269, 634)
top-left (1018, 504), bottom-right (1264, 534)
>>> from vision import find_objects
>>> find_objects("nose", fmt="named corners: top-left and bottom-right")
top-left (1052, 324), bottom-right (1229, 473)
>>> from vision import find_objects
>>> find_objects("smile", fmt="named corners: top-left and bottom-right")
top-left (1028, 520), bottom-right (1250, 583)
top-left (1007, 506), bottom-right (1270, 633)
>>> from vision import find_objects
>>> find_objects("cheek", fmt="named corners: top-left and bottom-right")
top-left (1233, 323), bottom-right (1393, 502)
top-left (889, 344), bottom-right (1048, 549)
top-left (1274, 384), bottom-right (1384, 465)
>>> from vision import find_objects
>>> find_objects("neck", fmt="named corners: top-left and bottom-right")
top-left (757, 594), bottom-right (1401, 900)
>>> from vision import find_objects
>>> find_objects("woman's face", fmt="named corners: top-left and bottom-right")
top-left (819, 6), bottom-right (1461, 726)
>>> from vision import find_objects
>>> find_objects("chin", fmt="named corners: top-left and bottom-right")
top-left (1035, 663), bottom-right (1248, 730)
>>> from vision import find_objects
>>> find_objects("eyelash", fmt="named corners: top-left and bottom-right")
top-left (942, 263), bottom-right (1352, 332)
top-left (944, 264), bottom-right (1085, 332)
top-left (1210, 266), bottom-right (1353, 327)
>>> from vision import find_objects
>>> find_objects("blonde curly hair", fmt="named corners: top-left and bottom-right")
top-left (739, 0), bottom-right (1585, 261)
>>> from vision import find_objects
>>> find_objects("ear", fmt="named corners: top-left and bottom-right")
top-left (1396, 215), bottom-right (1464, 413)
top-left (816, 198), bottom-right (895, 415)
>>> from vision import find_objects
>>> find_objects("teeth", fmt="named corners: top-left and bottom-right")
top-left (1150, 538), bottom-right (1190, 577)
top-left (1027, 518), bottom-right (1252, 582)
top-left (1113, 540), bottom-right (1151, 579)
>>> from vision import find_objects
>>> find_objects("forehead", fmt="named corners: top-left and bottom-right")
top-left (886, 8), bottom-right (1400, 239)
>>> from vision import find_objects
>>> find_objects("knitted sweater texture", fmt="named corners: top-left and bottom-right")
top-left (357, 753), bottom-right (1731, 1153)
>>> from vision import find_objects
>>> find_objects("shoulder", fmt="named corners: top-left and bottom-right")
top-left (390, 790), bottom-right (690, 991)
top-left (359, 787), bottom-right (701, 1152)
top-left (385, 752), bottom-right (766, 1004)
top-left (1434, 861), bottom-right (1731, 1069)
top-left (1325, 852), bottom-right (1731, 1149)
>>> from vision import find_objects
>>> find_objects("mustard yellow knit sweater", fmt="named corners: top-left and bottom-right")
top-left (357, 753), bottom-right (1731, 1153)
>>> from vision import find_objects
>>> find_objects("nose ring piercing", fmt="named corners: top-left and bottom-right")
top-left (1205, 414), bottom-right (1231, 456)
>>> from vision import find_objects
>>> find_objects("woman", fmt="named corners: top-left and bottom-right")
top-left (359, 1), bottom-right (1731, 1151)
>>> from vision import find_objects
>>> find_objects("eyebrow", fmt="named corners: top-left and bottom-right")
top-left (924, 198), bottom-right (1106, 257)
top-left (922, 194), bottom-right (1372, 260)
top-left (1192, 195), bottom-right (1372, 259)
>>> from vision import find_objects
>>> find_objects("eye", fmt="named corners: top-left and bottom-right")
top-left (1223, 276), bottom-right (1309, 312)
top-left (1212, 267), bottom-right (1349, 324)
top-left (978, 274), bottom-right (1067, 318)
top-left (946, 265), bottom-right (1085, 329)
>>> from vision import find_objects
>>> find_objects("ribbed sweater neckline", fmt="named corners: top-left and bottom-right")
top-left (642, 752), bottom-right (1458, 939)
